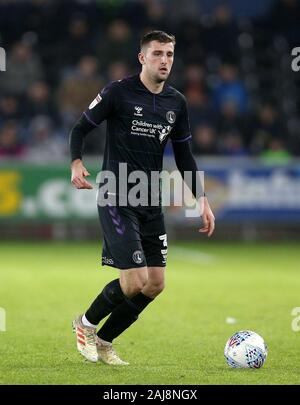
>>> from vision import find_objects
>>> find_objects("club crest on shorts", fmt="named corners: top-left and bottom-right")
top-left (89, 94), bottom-right (102, 109)
top-left (166, 110), bottom-right (176, 124)
top-left (132, 250), bottom-right (143, 264)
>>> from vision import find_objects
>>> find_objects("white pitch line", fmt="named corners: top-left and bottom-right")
top-left (170, 247), bottom-right (216, 264)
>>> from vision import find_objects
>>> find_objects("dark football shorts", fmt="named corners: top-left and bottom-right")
top-left (98, 205), bottom-right (167, 269)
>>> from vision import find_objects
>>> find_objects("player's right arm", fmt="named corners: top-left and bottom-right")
top-left (69, 81), bottom-right (118, 189)
top-left (70, 115), bottom-right (96, 189)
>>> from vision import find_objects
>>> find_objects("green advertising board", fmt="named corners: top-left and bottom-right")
top-left (0, 162), bottom-right (100, 222)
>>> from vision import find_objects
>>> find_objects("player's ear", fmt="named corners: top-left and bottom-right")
top-left (138, 52), bottom-right (145, 65)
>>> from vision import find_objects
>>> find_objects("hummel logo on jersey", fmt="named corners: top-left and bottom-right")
top-left (134, 106), bottom-right (143, 117)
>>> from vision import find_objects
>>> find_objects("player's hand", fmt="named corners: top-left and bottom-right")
top-left (199, 196), bottom-right (215, 237)
top-left (71, 159), bottom-right (93, 189)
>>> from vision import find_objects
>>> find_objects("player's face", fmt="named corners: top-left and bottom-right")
top-left (141, 41), bottom-right (174, 83)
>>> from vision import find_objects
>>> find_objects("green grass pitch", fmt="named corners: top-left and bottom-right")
top-left (0, 240), bottom-right (300, 385)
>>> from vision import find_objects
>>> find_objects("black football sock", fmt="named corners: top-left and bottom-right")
top-left (97, 292), bottom-right (154, 342)
top-left (84, 279), bottom-right (125, 325)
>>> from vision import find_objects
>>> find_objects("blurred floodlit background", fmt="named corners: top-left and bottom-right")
top-left (2, 2), bottom-right (300, 386)
top-left (0, 0), bottom-right (300, 241)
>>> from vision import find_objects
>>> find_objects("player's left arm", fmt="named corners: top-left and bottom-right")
top-left (172, 140), bottom-right (215, 237)
top-left (170, 95), bottom-right (215, 237)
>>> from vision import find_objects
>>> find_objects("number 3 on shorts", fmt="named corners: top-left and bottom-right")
top-left (159, 234), bottom-right (167, 247)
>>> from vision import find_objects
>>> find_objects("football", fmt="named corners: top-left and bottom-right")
top-left (224, 330), bottom-right (268, 369)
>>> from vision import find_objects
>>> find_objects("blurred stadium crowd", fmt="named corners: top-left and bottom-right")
top-left (0, 0), bottom-right (300, 162)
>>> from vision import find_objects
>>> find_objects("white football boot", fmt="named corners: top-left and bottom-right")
top-left (72, 315), bottom-right (98, 363)
top-left (96, 336), bottom-right (129, 366)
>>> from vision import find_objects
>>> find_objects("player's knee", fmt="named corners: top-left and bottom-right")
top-left (131, 281), bottom-right (147, 296)
top-left (153, 281), bottom-right (165, 296)
top-left (146, 281), bottom-right (165, 298)
top-left (121, 275), bottom-right (148, 297)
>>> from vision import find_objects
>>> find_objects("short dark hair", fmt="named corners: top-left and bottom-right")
top-left (140, 30), bottom-right (176, 50)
